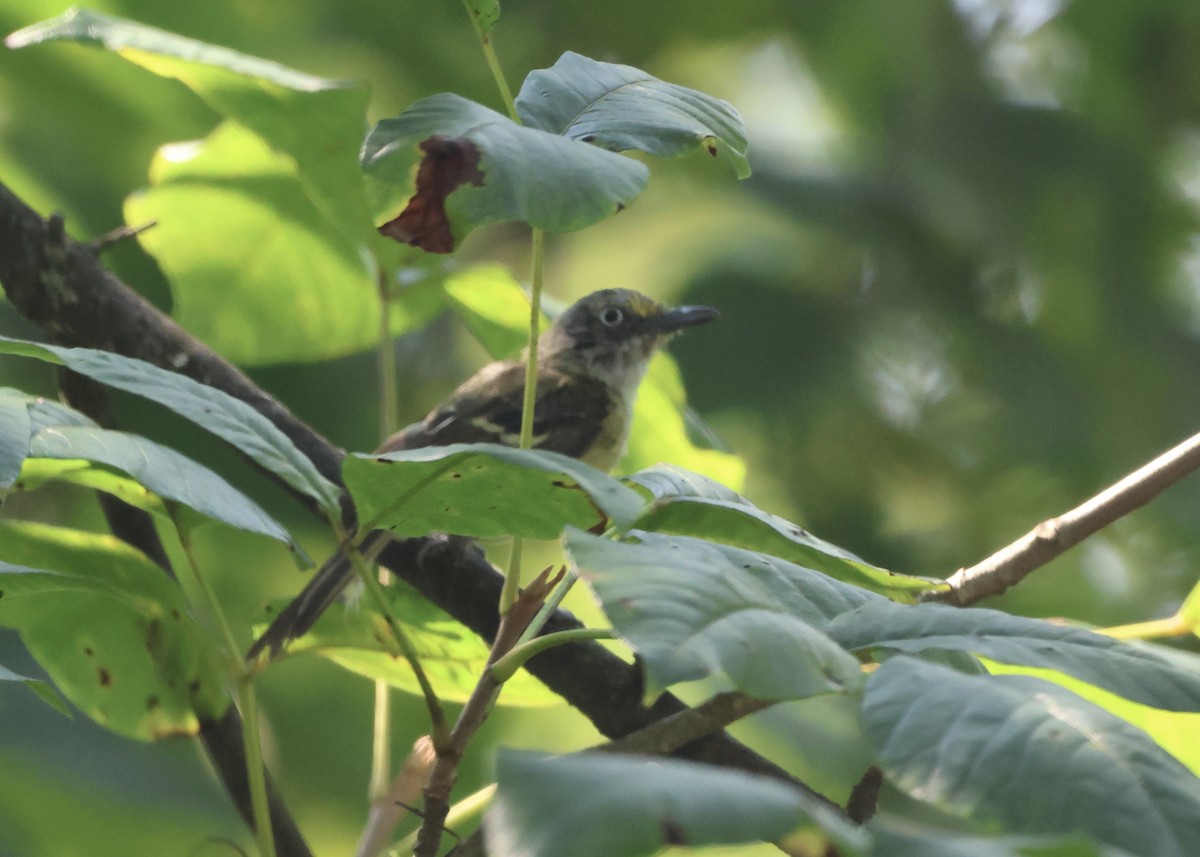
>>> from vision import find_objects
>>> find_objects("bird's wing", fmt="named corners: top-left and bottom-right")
top-left (376, 361), bottom-right (616, 460)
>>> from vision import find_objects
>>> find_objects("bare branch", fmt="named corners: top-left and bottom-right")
top-left (928, 428), bottom-right (1200, 606)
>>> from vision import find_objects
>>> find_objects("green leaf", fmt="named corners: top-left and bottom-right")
top-left (125, 123), bottom-right (442, 366)
top-left (566, 529), bottom-right (870, 700)
top-left (487, 751), bottom-right (860, 857)
top-left (362, 93), bottom-right (648, 253)
top-left (0, 661), bottom-right (70, 717)
top-left (28, 424), bottom-right (305, 561)
top-left (868, 816), bottom-right (1132, 857)
top-left (7, 8), bottom-right (374, 240)
top-left (516, 51), bottom-right (751, 179)
top-left (442, 264), bottom-right (541, 358)
top-left (829, 602), bottom-right (1200, 712)
top-left (0, 389), bottom-right (32, 489)
top-left (344, 443), bottom-right (645, 539)
top-left (15, 458), bottom-right (167, 517)
top-left (630, 465), bottom-right (938, 600)
top-left (261, 582), bottom-right (555, 706)
top-left (0, 523), bottom-right (229, 740)
top-left (863, 658), bottom-right (1200, 857)
top-left (0, 336), bottom-right (342, 516)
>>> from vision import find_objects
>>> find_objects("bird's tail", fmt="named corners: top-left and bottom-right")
top-left (246, 530), bottom-right (393, 662)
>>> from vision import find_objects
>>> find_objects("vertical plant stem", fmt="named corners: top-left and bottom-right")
top-left (372, 264), bottom-right (398, 799)
top-left (463, 1), bottom-right (518, 120)
top-left (170, 507), bottom-right (275, 857)
top-left (500, 227), bottom-right (546, 614)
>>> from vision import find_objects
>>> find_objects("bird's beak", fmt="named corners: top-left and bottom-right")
top-left (649, 305), bottom-right (720, 333)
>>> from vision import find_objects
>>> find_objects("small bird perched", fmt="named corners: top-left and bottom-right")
top-left (247, 288), bottom-right (718, 659)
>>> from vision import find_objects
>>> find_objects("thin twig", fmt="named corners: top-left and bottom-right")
top-left (926, 428), bottom-right (1200, 606)
top-left (414, 568), bottom-right (561, 857)
top-left (356, 736), bottom-right (437, 857)
top-left (88, 219), bottom-right (157, 253)
top-left (596, 691), bottom-right (777, 758)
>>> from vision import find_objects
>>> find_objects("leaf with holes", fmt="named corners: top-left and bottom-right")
top-left (0, 524), bottom-right (228, 740)
top-left (344, 443), bottom-right (643, 539)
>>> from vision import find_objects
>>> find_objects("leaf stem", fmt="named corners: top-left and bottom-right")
top-left (372, 262), bottom-right (399, 800)
top-left (500, 227), bottom-right (546, 614)
top-left (463, 0), bottom-right (518, 121)
top-left (490, 627), bottom-right (616, 683)
top-left (345, 546), bottom-right (452, 750)
top-left (169, 507), bottom-right (275, 857)
top-left (1101, 614), bottom-right (1191, 640)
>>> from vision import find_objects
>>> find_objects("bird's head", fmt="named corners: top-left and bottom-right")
top-left (540, 288), bottom-right (719, 395)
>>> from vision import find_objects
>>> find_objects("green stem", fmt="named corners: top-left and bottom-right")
top-left (499, 227), bottom-right (546, 615)
top-left (490, 627), bottom-right (616, 683)
top-left (372, 263), bottom-right (399, 800)
top-left (346, 547), bottom-right (452, 751)
top-left (169, 508), bottom-right (275, 857)
top-left (463, 1), bottom-right (518, 121)
top-left (515, 568), bottom-right (578, 646)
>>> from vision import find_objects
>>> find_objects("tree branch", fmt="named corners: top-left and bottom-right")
top-left (0, 182), bottom-right (821, 805)
top-left (926, 427), bottom-right (1200, 606)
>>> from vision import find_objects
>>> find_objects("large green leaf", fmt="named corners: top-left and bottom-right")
top-left (260, 582), bottom-right (555, 706)
top-left (0, 523), bottom-right (229, 740)
top-left (344, 443), bottom-right (644, 539)
top-left (516, 51), bottom-right (750, 178)
top-left (362, 93), bottom-right (648, 253)
top-left (7, 7), bottom-right (373, 240)
top-left (125, 123), bottom-right (441, 365)
top-left (487, 751), bottom-right (861, 857)
top-left (0, 337), bottom-right (341, 515)
top-left (567, 529), bottom-right (870, 700)
top-left (866, 817), bottom-right (1132, 857)
top-left (28, 424), bottom-right (304, 561)
top-left (630, 465), bottom-right (936, 599)
top-left (829, 602), bottom-right (1200, 712)
top-left (863, 658), bottom-right (1200, 857)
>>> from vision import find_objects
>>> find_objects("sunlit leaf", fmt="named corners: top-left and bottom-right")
top-left (362, 93), bottom-right (648, 252)
top-left (260, 582), bottom-right (555, 706)
top-left (7, 7), bottom-right (374, 239)
top-left (864, 658), bottom-right (1200, 857)
top-left (983, 660), bottom-right (1200, 779)
top-left (344, 443), bottom-right (644, 538)
top-left (829, 602), bottom-right (1200, 712)
top-left (567, 529), bottom-right (870, 700)
top-left (0, 523), bottom-right (229, 740)
top-left (487, 751), bottom-right (859, 857)
top-left (126, 123), bottom-right (442, 365)
top-left (0, 336), bottom-right (342, 516)
top-left (517, 51), bottom-right (750, 178)
top-left (630, 465), bottom-right (934, 599)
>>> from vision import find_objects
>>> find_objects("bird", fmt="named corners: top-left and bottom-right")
top-left (247, 288), bottom-right (719, 660)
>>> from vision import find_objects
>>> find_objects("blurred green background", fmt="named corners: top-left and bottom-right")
top-left (4, 0), bottom-right (1200, 854)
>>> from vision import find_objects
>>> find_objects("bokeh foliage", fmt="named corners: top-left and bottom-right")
top-left (4, 0), bottom-right (1200, 854)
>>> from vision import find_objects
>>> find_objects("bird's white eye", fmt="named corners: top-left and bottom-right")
top-left (599, 307), bottom-right (624, 327)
